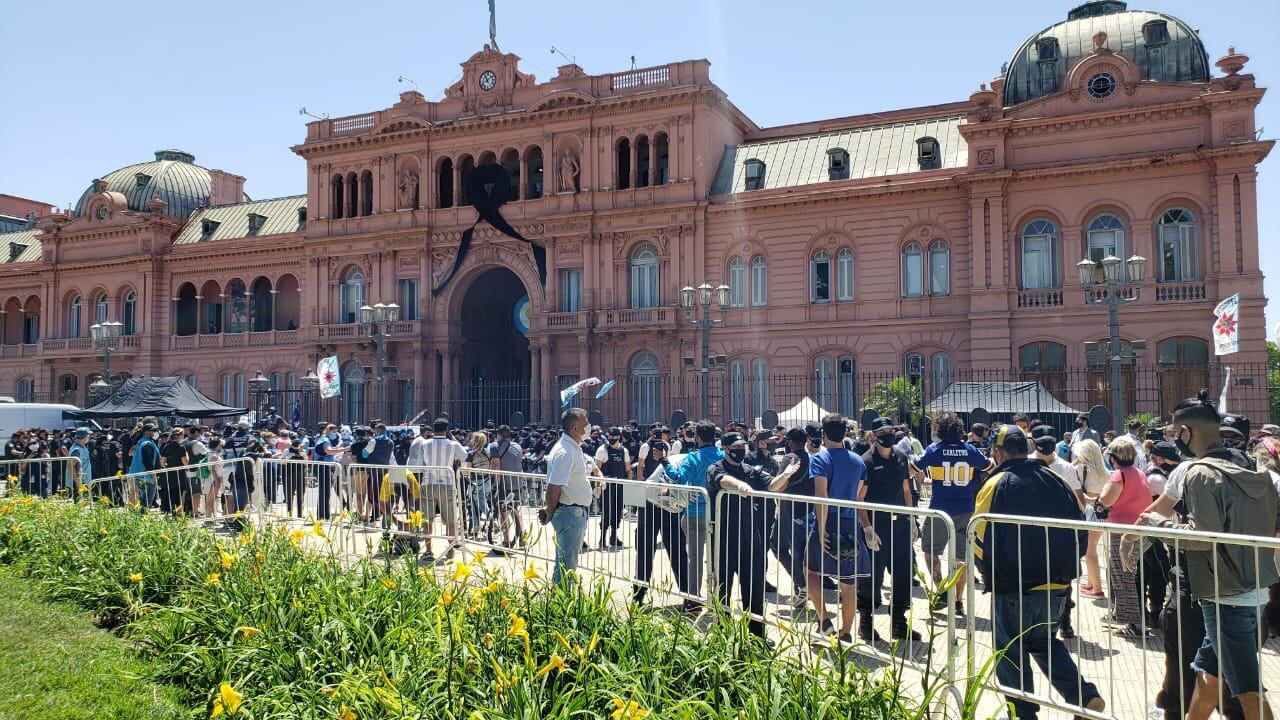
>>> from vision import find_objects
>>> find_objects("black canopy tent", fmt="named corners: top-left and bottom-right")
top-left (63, 377), bottom-right (247, 420)
top-left (926, 381), bottom-right (1085, 435)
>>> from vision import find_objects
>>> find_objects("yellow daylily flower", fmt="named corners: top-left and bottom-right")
top-left (254, 551), bottom-right (265, 563)
top-left (407, 510), bottom-right (424, 529)
top-left (437, 589), bottom-right (454, 608)
top-left (311, 519), bottom-right (326, 538)
top-left (206, 572), bottom-right (221, 586)
top-left (610, 698), bottom-right (648, 720)
top-left (128, 572), bottom-right (143, 583)
top-left (98, 526), bottom-right (108, 535)
top-left (535, 653), bottom-right (566, 678)
top-left (289, 529), bottom-right (306, 547)
top-left (471, 550), bottom-right (487, 564)
top-left (523, 564), bottom-right (540, 581)
top-left (339, 707), bottom-right (356, 720)
top-left (237, 626), bottom-right (261, 642)
top-left (498, 597), bottom-right (510, 611)
top-left (507, 613), bottom-right (529, 641)
top-left (451, 562), bottom-right (471, 582)
top-left (484, 581), bottom-right (501, 594)
top-left (219, 551), bottom-right (236, 570)
top-left (380, 577), bottom-right (398, 590)
top-left (210, 682), bottom-right (243, 717)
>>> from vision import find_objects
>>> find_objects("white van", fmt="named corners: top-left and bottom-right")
top-left (0, 403), bottom-right (84, 448)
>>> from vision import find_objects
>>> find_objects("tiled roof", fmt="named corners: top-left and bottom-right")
top-left (0, 229), bottom-right (42, 264)
top-left (74, 150), bottom-right (225, 220)
top-left (710, 116), bottom-right (967, 196)
top-left (174, 196), bottom-right (306, 245)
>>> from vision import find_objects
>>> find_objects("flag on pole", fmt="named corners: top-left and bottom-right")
top-left (560, 377), bottom-right (600, 407)
top-left (317, 356), bottom-right (341, 399)
top-left (1218, 366), bottom-right (1232, 415)
top-left (290, 400), bottom-right (301, 430)
top-left (594, 379), bottom-right (617, 399)
top-left (1213, 293), bottom-right (1239, 356)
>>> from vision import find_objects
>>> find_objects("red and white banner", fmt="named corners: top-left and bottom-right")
top-left (1212, 293), bottom-right (1239, 356)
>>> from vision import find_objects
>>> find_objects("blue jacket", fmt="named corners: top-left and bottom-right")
top-left (68, 443), bottom-right (91, 488)
top-left (664, 444), bottom-right (722, 519)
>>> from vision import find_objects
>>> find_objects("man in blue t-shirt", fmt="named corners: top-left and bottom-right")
top-left (805, 414), bottom-right (873, 642)
top-left (912, 411), bottom-right (993, 614)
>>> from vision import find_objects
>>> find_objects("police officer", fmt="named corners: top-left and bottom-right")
top-left (707, 432), bottom-right (775, 638)
top-left (632, 439), bottom-right (689, 604)
top-left (856, 417), bottom-right (920, 642)
top-left (594, 427), bottom-right (631, 548)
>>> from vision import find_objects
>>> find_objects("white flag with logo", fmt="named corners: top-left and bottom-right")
top-left (1212, 293), bottom-right (1240, 356)
top-left (317, 356), bottom-right (341, 399)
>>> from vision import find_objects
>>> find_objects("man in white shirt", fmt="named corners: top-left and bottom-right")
top-left (409, 418), bottom-right (467, 562)
top-left (1119, 419), bottom-right (1148, 471)
top-left (540, 407), bottom-right (593, 585)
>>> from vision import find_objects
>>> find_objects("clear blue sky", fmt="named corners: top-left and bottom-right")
top-left (2, 0), bottom-right (1276, 330)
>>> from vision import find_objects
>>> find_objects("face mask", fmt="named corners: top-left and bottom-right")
top-left (726, 448), bottom-right (747, 464)
top-left (328, 432), bottom-right (338, 442)
top-left (1175, 428), bottom-right (1194, 458)
top-left (609, 438), bottom-right (621, 445)
top-left (875, 435), bottom-right (896, 448)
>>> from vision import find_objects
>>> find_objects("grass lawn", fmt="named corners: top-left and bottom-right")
top-left (0, 569), bottom-right (188, 720)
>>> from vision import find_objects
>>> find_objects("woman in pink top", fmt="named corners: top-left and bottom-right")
top-left (1098, 438), bottom-right (1151, 636)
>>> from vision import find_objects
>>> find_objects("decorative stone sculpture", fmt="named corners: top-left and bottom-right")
top-left (398, 169), bottom-right (419, 209)
top-left (558, 151), bottom-right (579, 193)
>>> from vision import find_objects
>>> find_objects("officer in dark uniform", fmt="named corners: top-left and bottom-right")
top-left (856, 417), bottom-right (920, 642)
top-left (223, 423), bottom-right (252, 531)
top-left (707, 432), bottom-right (775, 638)
top-left (632, 439), bottom-right (689, 604)
top-left (594, 427), bottom-right (631, 548)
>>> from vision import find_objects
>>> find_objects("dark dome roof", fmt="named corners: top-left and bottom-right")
top-left (1003, 2), bottom-right (1209, 106)
top-left (74, 150), bottom-right (217, 219)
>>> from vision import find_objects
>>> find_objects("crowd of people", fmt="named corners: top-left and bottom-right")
top-left (3, 396), bottom-right (1279, 720)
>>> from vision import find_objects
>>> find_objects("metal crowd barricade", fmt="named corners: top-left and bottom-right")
top-left (249, 457), bottom-right (345, 525)
top-left (344, 463), bottom-right (463, 559)
top-left (0, 456), bottom-right (83, 498)
top-left (711, 487), bottom-right (959, 686)
top-left (79, 456), bottom-right (256, 517)
top-left (964, 512), bottom-right (1280, 720)
top-left (456, 467), bottom-right (714, 607)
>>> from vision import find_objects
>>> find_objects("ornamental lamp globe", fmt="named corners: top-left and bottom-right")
top-left (90, 323), bottom-right (103, 342)
top-left (1126, 255), bottom-right (1147, 283)
top-left (1076, 258), bottom-right (1097, 287)
top-left (697, 282), bottom-right (713, 307)
top-left (1100, 255), bottom-right (1122, 284)
top-left (715, 284), bottom-right (730, 308)
top-left (385, 303), bottom-right (401, 323)
top-left (359, 304), bottom-right (374, 325)
top-left (680, 286), bottom-right (695, 309)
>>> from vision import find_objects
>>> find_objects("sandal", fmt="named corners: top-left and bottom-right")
top-left (1080, 587), bottom-right (1105, 599)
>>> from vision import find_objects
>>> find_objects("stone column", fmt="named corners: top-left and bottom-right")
top-left (530, 346), bottom-right (541, 422)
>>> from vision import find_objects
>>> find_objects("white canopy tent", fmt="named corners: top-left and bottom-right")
top-left (755, 396), bottom-right (834, 429)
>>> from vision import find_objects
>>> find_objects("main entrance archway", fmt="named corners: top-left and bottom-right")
top-left (458, 267), bottom-right (530, 427)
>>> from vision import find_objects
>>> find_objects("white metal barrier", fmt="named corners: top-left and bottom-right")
top-left (966, 512), bottom-right (1280, 720)
top-left (0, 456), bottom-right (83, 497)
top-left (345, 463), bottom-right (464, 559)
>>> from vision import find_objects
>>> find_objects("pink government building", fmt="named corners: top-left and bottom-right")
top-left (0, 1), bottom-right (1270, 428)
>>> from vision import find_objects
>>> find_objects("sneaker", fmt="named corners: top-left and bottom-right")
top-left (1115, 623), bottom-right (1147, 638)
top-left (858, 619), bottom-right (881, 643)
top-left (1080, 587), bottom-right (1105, 600)
top-left (1060, 624), bottom-right (1077, 640)
top-left (891, 619), bottom-right (921, 642)
top-left (815, 616), bottom-right (836, 636)
top-left (1073, 694), bottom-right (1105, 720)
top-left (790, 591), bottom-right (809, 610)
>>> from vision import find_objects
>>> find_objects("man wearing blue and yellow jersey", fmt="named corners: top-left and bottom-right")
top-left (913, 411), bottom-right (993, 615)
top-left (972, 424), bottom-right (1103, 720)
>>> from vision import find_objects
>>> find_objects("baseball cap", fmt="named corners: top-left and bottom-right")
top-left (804, 422), bottom-right (822, 440)
top-left (721, 432), bottom-right (746, 447)
top-left (1220, 414), bottom-right (1250, 439)
top-left (752, 429), bottom-right (773, 443)
top-left (1260, 424), bottom-right (1280, 437)
top-left (73, 428), bottom-right (90, 439)
top-left (1150, 441), bottom-right (1180, 463)
top-left (870, 417), bottom-right (895, 432)
top-left (991, 424), bottom-right (1030, 454)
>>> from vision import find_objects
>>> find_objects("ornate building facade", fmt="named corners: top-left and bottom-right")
top-left (0, 1), bottom-right (1270, 427)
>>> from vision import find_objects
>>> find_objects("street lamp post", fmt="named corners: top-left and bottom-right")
top-left (89, 321), bottom-right (123, 402)
top-left (1077, 253), bottom-right (1147, 434)
top-left (300, 369), bottom-right (320, 430)
top-left (680, 282), bottom-right (730, 420)
top-left (358, 302), bottom-right (401, 421)
top-left (248, 371), bottom-right (270, 424)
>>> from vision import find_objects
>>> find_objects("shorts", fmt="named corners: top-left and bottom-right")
top-left (423, 484), bottom-right (457, 526)
top-left (1192, 600), bottom-right (1263, 695)
top-left (921, 512), bottom-right (968, 558)
top-left (806, 515), bottom-right (869, 584)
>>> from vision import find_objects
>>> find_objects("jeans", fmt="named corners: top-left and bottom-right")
top-left (550, 505), bottom-right (588, 586)
top-left (993, 589), bottom-right (1099, 719)
top-left (681, 515), bottom-right (707, 599)
top-left (1193, 600), bottom-right (1263, 696)
top-left (136, 479), bottom-right (157, 511)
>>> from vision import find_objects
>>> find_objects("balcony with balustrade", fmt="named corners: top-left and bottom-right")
top-left (38, 335), bottom-right (141, 357)
top-left (1154, 281), bottom-right (1208, 303)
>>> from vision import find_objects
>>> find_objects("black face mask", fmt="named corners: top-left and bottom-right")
top-left (1175, 428), bottom-right (1195, 458)
top-left (875, 435), bottom-right (896, 448)
top-left (726, 448), bottom-right (747, 464)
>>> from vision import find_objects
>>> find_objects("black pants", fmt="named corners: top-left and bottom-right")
top-left (1159, 590), bottom-right (1245, 720)
top-left (282, 464), bottom-right (306, 518)
top-left (856, 513), bottom-right (913, 617)
top-left (315, 465), bottom-right (334, 520)
top-left (714, 514), bottom-right (766, 637)
top-left (158, 470), bottom-right (185, 513)
top-left (633, 505), bottom-right (689, 602)
top-left (1140, 540), bottom-right (1172, 624)
top-left (600, 483), bottom-right (623, 543)
top-left (262, 463), bottom-right (280, 503)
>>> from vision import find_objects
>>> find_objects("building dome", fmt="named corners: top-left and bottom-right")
top-left (1002, 1), bottom-right (1209, 106)
top-left (74, 150), bottom-right (223, 219)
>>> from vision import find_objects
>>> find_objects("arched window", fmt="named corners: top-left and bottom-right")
top-left (750, 256), bottom-right (767, 306)
top-left (121, 291), bottom-right (136, 335)
top-left (250, 278), bottom-right (272, 332)
top-left (437, 158), bottom-right (454, 208)
top-left (928, 240), bottom-right (950, 296)
top-left (751, 358), bottom-right (769, 418)
top-left (501, 149), bottom-right (521, 199)
top-left (837, 355), bottom-right (856, 417)
top-left (1087, 213), bottom-right (1126, 279)
top-left (331, 174), bottom-right (344, 219)
top-left (235, 373), bottom-right (246, 409)
top-left (727, 258), bottom-right (745, 307)
top-left (175, 283), bottom-right (197, 336)
top-left (616, 138), bottom-right (631, 190)
top-left (810, 250), bottom-right (831, 304)
top-left (1157, 336), bottom-right (1209, 415)
top-left (629, 243), bottom-right (660, 309)
top-left (94, 293), bottom-right (109, 325)
top-left (629, 351), bottom-right (660, 424)
top-left (654, 133), bottom-right (669, 185)
top-left (345, 172), bottom-right (358, 220)
top-left (728, 359), bottom-right (748, 422)
top-left (931, 353), bottom-right (952, 395)
top-left (1158, 208), bottom-right (1199, 282)
top-left (901, 242), bottom-right (924, 298)
top-left (1021, 219), bottom-right (1059, 289)
top-left (340, 267), bottom-right (366, 323)
top-left (836, 248), bottom-right (855, 301)
top-left (200, 280), bottom-right (223, 334)
top-left (525, 146), bottom-right (544, 199)
top-left (458, 155), bottom-right (475, 205)
top-left (635, 135), bottom-right (650, 188)
top-left (343, 362), bottom-right (365, 424)
top-left (220, 373), bottom-right (233, 406)
top-left (1019, 341), bottom-right (1067, 398)
top-left (904, 352), bottom-right (925, 380)
top-left (226, 280), bottom-right (248, 334)
top-left (67, 295), bottom-right (82, 339)
top-left (813, 357), bottom-right (833, 411)
top-left (360, 170), bottom-right (373, 216)
top-left (21, 297), bottom-right (39, 344)
top-left (58, 374), bottom-right (77, 404)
